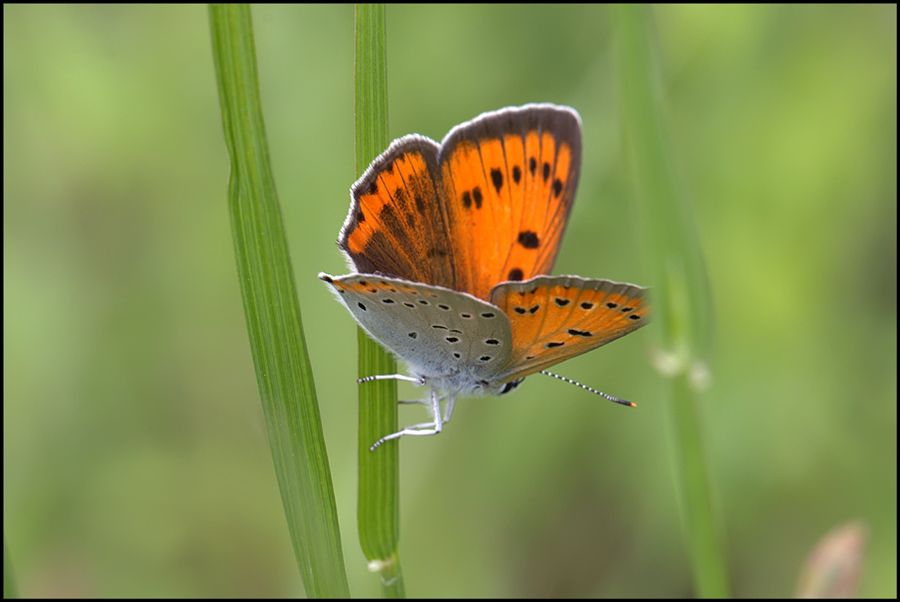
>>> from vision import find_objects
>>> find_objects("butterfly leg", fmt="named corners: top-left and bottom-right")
top-left (442, 395), bottom-right (457, 425)
top-left (361, 373), bottom-right (432, 407)
top-left (397, 394), bottom-right (454, 418)
top-left (369, 388), bottom-right (444, 451)
top-left (358, 374), bottom-right (425, 386)
top-left (398, 394), bottom-right (455, 424)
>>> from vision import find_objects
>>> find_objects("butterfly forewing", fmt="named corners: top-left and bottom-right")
top-left (339, 137), bottom-right (461, 289)
top-left (320, 273), bottom-right (514, 381)
top-left (489, 276), bottom-right (649, 382)
top-left (438, 105), bottom-right (582, 300)
top-left (338, 105), bottom-right (582, 302)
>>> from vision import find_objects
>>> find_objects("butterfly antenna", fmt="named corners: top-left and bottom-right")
top-left (540, 370), bottom-right (636, 407)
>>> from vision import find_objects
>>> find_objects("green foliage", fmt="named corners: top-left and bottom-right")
top-left (208, 5), bottom-right (348, 597)
top-left (353, 4), bottom-right (405, 597)
top-left (618, 5), bottom-right (726, 596)
top-left (3, 4), bottom-right (895, 597)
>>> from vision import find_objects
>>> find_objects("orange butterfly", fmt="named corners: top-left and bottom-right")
top-left (320, 104), bottom-right (649, 449)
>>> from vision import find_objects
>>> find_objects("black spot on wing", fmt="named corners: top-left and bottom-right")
top-left (517, 230), bottom-right (540, 249)
top-left (490, 168), bottom-right (503, 193)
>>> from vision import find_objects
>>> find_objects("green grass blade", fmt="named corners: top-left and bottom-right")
top-left (616, 4), bottom-right (728, 597)
top-left (4, 538), bottom-right (17, 598)
top-left (208, 5), bottom-right (349, 597)
top-left (354, 4), bottom-right (405, 597)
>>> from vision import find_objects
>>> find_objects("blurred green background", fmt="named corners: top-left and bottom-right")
top-left (4, 4), bottom-right (895, 597)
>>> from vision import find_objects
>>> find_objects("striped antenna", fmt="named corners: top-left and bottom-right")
top-left (540, 370), bottom-right (636, 408)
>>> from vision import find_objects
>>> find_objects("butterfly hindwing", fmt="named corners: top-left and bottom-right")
top-left (488, 276), bottom-right (649, 383)
top-left (319, 273), bottom-right (513, 382)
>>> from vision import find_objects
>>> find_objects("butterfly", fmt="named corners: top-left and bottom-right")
top-left (319, 104), bottom-right (649, 450)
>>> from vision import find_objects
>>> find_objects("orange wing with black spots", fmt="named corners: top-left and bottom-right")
top-left (339, 136), bottom-right (462, 290)
top-left (337, 105), bottom-right (582, 302)
top-left (488, 276), bottom-right (649, 383)
top-left (437, 105), bottom-right (582, 300)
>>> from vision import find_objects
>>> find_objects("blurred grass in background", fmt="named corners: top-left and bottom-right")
top-left (3, 4), bottom-right (895, 597)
